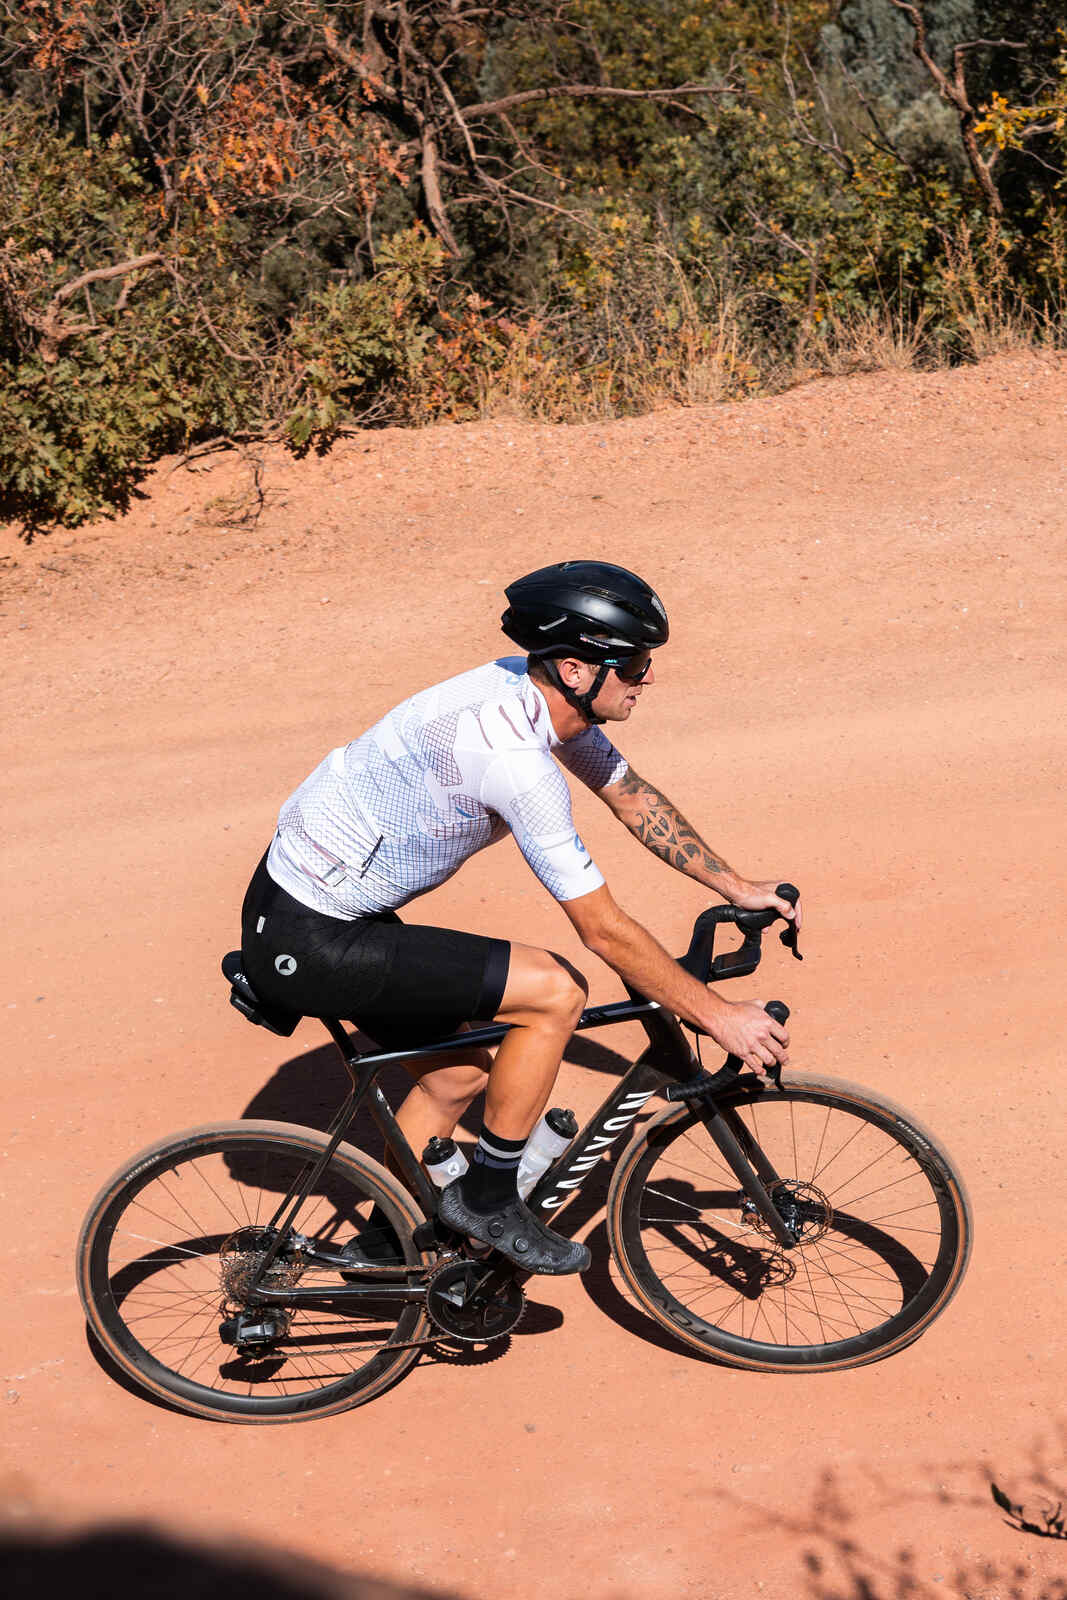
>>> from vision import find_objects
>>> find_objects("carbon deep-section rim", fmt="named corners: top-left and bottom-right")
top-left (76, 1121), bottom-right (430, 1422)
top-left (606, 1074), bottom-right (971, 1371)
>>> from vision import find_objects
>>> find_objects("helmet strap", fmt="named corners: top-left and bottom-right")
top-left (538, 656), bottom-right (610, 727)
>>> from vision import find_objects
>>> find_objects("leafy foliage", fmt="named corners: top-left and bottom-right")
top-left (0, 0), bottom-right (1064, 531)
top-left (0, 106), bottom-right (266, 528)
top-left (286, 229), bottom-right (452, 450)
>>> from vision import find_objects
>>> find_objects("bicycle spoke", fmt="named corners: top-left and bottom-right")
top-left (83, 1132), bottom-right (425, 1417)
top-left (622, 1086), bottom-right (964, 1357)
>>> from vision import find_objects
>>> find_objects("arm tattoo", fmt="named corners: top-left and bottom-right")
top-left (613, 770), bottom-right (730, 881)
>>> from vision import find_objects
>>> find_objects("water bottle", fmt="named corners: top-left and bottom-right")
top-left (422, 1136), bottom-right (469, 1188)
top-left (517, 1107), bottom-right (578, 1198)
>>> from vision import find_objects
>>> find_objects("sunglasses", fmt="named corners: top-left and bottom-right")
top-left (606, 650), bottom-right (654, 684)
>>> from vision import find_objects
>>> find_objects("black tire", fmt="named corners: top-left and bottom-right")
top-left (606, 1074), bottom-right (971, 1372)
top-left (77, 1121), bottom-right (431, 1422)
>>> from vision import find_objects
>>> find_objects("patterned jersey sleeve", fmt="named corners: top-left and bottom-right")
top-left (555, 725), bottom-right (628, 792)
top-left (480, 751), bottom-right (605, 902)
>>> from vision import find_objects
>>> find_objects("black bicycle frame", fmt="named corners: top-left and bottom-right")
top-left (526, 994), bottom-right (792, 1248)
top-left (249, 983), bottom-right (795, 1308)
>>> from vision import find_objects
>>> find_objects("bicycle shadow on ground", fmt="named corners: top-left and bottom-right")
top-left (0, 1522), bottom-right (464, 1600)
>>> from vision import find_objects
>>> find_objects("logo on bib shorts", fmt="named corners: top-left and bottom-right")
top-left (274, 954), bottom-right (298, 976)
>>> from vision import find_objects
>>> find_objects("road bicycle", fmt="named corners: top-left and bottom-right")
top-left (76, 890), bottom-right (971, 1423)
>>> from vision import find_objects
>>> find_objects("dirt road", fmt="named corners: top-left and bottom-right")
top-left (3, 351), bottom-right (1065, 1599)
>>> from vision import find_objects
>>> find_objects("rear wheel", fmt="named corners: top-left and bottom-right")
top-left (77, 1121), bottom-right (431, 1422)
top-left (607, 1074), bottom-right (971, 1372)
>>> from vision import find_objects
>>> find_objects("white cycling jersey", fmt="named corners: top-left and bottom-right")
top-left (266, 656), bottom-right (628, 918)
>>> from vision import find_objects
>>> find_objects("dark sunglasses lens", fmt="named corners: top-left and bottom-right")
top-left (614, 652), bottom-right (652, 683)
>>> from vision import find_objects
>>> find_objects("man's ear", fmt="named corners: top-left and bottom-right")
top-left (556, 656), bottom-right (586, 688)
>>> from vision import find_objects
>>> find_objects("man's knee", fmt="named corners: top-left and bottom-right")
top-left (538, 952), bottom-right (588, 1027)
top-left (498, 945), bottom-right (588, 1029)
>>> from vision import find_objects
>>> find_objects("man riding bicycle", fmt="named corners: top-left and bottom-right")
top-left (241, 561), bottom-right (800, 1276)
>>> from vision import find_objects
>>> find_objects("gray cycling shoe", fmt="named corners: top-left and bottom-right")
top-left (437, 1180), bottom-right (591, 1275)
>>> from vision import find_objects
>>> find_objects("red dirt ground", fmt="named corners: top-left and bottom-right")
top-left (2, 351), bottom-right (1066, 1600)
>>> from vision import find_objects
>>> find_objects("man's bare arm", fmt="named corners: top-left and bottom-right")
top-left (601, 768), bottom-right (742, 893)
top-left (561, 884), bottom-right (789, 1070)
top-left (600, 767), bottom-right (802, 925)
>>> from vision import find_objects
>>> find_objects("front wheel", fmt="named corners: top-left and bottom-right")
top-left (77, 1121), bottom-right (431, 1422)
top-left (606, 1073), bottom-right (971, 1372)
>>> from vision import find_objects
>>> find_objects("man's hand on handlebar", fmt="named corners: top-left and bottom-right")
top-left (707, 998), bottom-right (789, 1075)
top-left (725, 879), bottom-right (803, 930)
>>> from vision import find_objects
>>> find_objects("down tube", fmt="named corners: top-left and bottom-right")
top-left (527, 1011), bottom-right (696, 1216)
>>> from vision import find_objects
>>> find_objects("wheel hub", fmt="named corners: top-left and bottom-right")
top-left (744, 1179), bottom-right (834, 1244)
top-left (425, 1260), bottom-right (525, 1343)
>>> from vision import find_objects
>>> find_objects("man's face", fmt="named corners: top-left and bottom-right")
top-left (568, 651), bottom-right (657, 722)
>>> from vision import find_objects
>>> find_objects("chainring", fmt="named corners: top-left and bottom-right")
top-left (425, 1259), bottom-right (525, 1343)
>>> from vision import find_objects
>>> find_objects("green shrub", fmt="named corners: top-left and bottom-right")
top-left (0, 108), bottom-right (268, 530)
top-left (284, 229), bottom-right (451, 451)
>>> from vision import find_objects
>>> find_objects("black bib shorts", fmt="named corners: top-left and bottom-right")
top-left (240, 853), bottom-right (511, 1051)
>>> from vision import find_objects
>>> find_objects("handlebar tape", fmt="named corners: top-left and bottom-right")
top-left (665, 1001), bottom-right (790, 1101)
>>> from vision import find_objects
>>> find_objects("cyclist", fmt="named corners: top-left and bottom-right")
top-left (240, 560), bottom-right (799, 1275)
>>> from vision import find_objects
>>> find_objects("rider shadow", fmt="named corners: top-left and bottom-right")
top-left (238, 1029), bottom-right (419, 1154)
top-left (562, 1031), bottom-right (633, 1078)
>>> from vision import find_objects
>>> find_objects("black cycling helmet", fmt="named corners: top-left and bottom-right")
top-left (501, 560), bottom-right (668, 724)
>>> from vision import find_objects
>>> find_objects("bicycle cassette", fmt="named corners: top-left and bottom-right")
top-left (425, 1259), bottom-right (525, 1343)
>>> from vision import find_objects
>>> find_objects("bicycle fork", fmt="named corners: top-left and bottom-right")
top-left (696, 1102), bottom-right (795, 1250)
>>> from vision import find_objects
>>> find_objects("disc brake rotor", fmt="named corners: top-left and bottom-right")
top-left (744, 1179), bottom-right (834, 1245)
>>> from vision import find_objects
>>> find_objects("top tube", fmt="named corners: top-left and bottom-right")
top-left (325, 995), bottom-right (662, 1072)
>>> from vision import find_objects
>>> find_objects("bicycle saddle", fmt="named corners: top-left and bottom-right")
top-left (221, 951), bottom-right (300, 1037)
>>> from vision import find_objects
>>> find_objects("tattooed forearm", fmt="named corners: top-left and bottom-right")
top-left (612, 770), bottom-right (733, 884)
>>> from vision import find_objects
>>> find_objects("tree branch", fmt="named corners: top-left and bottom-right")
top-left (459, 80), bottom-right (735, 119)
top-left (780, 50), bottom-right (855, 179)
top-left (420, 127), bottom-right (461, 254)
top-left (889, 1), bottom-right (1021, 214)
top-left (49, 253), bottom-right (165, 309)
top-left (28, 253), bottom-right (166, 362)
